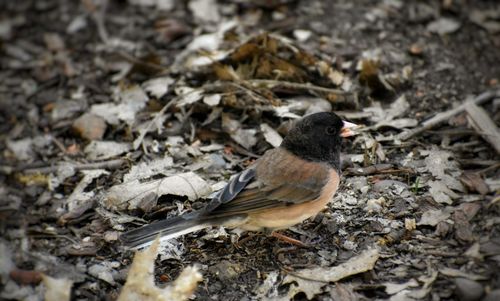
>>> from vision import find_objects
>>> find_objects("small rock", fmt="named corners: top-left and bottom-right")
top-left (454, 278), bottom-right (484, 301)
top-left (365, 197), bottom-right (386, 213)
top-left (72, 113), bottom-right (107, 140)
top-left (208, 260), bottom-right (242, 281)
top-left (427, 17), bottom-right (461, 35)
top-left (409, 43), bottom-right (424, 56)
top-left (483, 289), bottom-right (500, 301)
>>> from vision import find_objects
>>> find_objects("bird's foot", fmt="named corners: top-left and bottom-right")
top-left (271, 231), bottom-right (309, 248)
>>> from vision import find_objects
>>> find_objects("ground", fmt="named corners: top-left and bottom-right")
top-left (1, 0), bottom-right (499, 300)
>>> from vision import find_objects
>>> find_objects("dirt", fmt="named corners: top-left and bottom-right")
top-left (1, 0), bottom-right (499, 300)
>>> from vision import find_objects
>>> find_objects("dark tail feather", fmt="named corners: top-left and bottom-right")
top-left (120, 215), bottom-right (208, 249)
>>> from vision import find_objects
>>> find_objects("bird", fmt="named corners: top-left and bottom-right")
top-left (121, 112), bottom-right (356, 249)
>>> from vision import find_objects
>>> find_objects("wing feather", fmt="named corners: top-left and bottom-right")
top-left (202, 148), bottom-right (331, 217)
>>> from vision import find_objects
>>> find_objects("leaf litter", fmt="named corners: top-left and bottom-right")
top-left (1, 1), bottom-right (499, 300)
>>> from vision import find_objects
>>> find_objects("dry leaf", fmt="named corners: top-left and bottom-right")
top-left (105, 172), bottom-right (212, 210)
top-left (118, 237), bottom-right (202, 301)
top-left (84, 141), bottom-right (132, 160)
top-left (260, 123), bottom-right (283, 147)
top-left (42, 274), bottom-right (73, 301)
top-left (293, 247), bottom-right (380, 282)
top-left (418, 207), bottom-right (453, 226)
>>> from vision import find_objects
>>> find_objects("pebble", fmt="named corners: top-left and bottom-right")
top-left (72, 113), bottom-right (107, 140)
top-left (454, 278), bottom-right (484, 301)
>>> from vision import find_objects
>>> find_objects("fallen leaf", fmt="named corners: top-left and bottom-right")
top-left (188, 0), bottom-right (220, 23)
top-left (117, 237), bottom-right (202, 301)
top-left (384, 279), bottom-right (419, 295)
top-left (91, 85), bottom-right (149, 126)
top-left (292, 247), bottom-right (380, 282)
top-left (439, 267), bottom-right (488, 281)
top-left (105, 172), bottom-right (212, 210)
top-left (84, 141), bottom-right (132, 160)
top-left (460, 172), bottom-right (490, 195)
top-left (260, 123), bottom-right (283, 148)
top-left (142, 76), bottom-right (174, 99)
top-left (42, 274), bottom-right (73, 301)
top-left (123, 156), bottom-right (174, 182)
top-left (418, 207), bottom-right (453, 226)
top-left (282, 274), bottom-right (325, 300)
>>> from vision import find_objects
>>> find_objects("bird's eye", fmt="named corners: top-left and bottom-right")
top-left (325, 126), bottom-right (336, 135)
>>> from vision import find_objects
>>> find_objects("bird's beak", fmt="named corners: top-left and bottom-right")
top-left (340, 121), bottom-right (357, 137)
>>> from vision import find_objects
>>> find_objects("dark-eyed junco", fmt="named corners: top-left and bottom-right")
top-left (121, 112), bottom-right (356, 249)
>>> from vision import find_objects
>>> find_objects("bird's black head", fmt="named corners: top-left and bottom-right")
top-left (281, 112), bottom-right (352, 171)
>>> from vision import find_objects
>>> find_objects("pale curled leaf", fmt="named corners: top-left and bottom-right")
top-left (105, 172), bottom-right (212, 210)
top-left (260, 123), bottom-right (283, 148)
top-left (42, 274), bottom-right (73, 301)
top-left (118, 238), bottom-right (202, 301)
top-left (90, 85), bottom-right (148, 126)
top-left (123, 156), bottom-right (174, 182)
top-left (384, 279), bottom-right (419, 295)
top-left (417, 207), bottom-right (453, 226)
top-left (84, 141), bottom-right (132, 161)
top-left (439, 267), bottom-right (488, 281)
top-left (292, 247), bottom-right (380, 282)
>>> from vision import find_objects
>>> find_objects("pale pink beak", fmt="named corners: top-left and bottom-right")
top-left (340, 121), bottom-right (357, 137)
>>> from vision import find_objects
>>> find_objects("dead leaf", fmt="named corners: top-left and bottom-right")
top-left (453, 210), bottom-right (475, 243)
top-left (439, 267), bottom-right (487, 281)
top-left (292, 247), bottom-right (380, 282)
top-left (283, 275), bottom-right (325, 300)
top-left (460, 172), bottom-right (489, 195)
top-left (188, 0), bottom-right (220, 23)
top-left (118, 237), bottom-right (202, 301)
top-left (91, 85), bottom-right (149, 126)
top-left (260, 123), bottom-right (283, 147)
top-left (384, 279), bottom-right (419, 295)
top-left (418, 207), bottom-right (453, 226)
top-left (123, 156), bottom-right (174, 182)
top-left (84, 141), bottom-right (132, 160)
top-left (42, 274), bottom-right (73, 301)
top-left (105, 172), bottom-right (212, 210)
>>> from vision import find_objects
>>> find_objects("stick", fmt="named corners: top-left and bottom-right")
top-left (247, 79), bottom-right (350, 95)
top-left (397, 90), bottom-right (500, 141)
top-left (8, 158), bottom-right (126, 174)
top-left (465, 102), bottom-right (500, 154)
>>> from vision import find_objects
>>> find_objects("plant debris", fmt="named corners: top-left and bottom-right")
top-left (1, 1), bottom-right (498, 300)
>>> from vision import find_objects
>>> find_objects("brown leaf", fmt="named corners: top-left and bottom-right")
top-left (9, 269), bottom-right (42, 285)
top-left (453, 210), bottom-right (475, 243)
top-left (460, 172), bottom-right (490, 195)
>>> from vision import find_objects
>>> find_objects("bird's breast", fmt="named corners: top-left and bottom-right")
top-left (240, 170), bottom-right (340, 231)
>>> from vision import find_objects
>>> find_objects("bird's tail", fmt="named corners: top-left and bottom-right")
top-left (120, 214), bottom-right (209, 249)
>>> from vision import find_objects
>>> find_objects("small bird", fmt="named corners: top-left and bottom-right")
top-left (121, 112), bottom-right (356, 249)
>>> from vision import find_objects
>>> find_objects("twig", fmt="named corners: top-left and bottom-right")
top-left (7, 158), bottom-right (126, 174)
top-left (116, 51), bottom-right (169, 73)
top-left (247, 79), bottom-right (350, 96)
top-left (398, 89), bottom-right (500, 141)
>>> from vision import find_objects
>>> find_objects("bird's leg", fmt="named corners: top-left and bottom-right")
top-left (270, 231), bottom-right (309, 248)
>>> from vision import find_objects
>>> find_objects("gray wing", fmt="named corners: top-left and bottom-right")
top-left (201, 148), bottom-right (331, 217)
